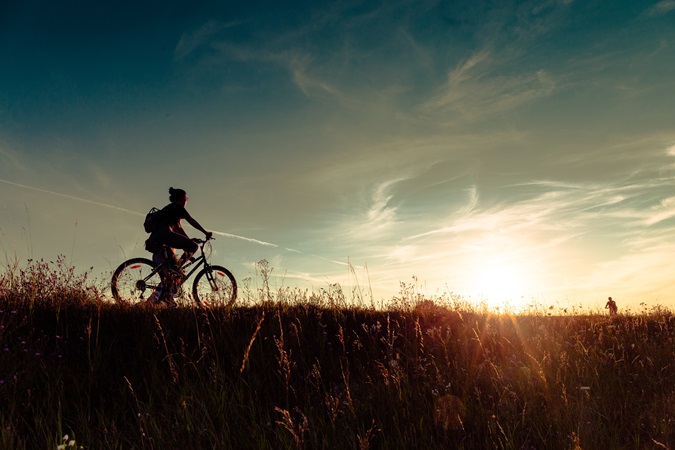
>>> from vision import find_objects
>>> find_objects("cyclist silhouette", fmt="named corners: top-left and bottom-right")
top-left (146, 187), bottom-right (212, 302)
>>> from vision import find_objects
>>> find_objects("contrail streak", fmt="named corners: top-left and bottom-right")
top-left (0, 178), bottom-right (293, 249)
top-left (306, 253), bottom-right (354, 268)
top-left (212, 231), bottom-right (278, 247)
top-left (0, 178), bottom-right (142, 216)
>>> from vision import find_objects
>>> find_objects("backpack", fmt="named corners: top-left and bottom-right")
top-left (143, 207), bottom-right (163, 233)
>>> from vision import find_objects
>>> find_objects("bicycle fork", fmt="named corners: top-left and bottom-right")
top-left (203, 267), bottom-right (221, 292)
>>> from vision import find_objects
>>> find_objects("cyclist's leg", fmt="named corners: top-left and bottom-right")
top-left (177, 248), bottom-right (195, 267)
top-left (153, 229), bottom-right (188, 268)
top-left (146, 244), bottom-right (180, 303)
top-left (162, 232), bottom-right (198, 266)
top-left (145, 249), bottom-right (168, 303)
top-left (151, 229), bottom-right (196, 302)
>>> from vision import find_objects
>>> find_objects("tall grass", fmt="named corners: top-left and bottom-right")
top-left (0, 257), bottom-right (673, 449)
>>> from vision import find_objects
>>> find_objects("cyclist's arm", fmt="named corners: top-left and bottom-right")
top-left (174, 221), bottom-right (189, 238)
top-left (185, 214), bottom-right (211, 238)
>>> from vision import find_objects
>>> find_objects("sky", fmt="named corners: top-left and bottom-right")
top-left (1, 0), bottom-right (675, 311)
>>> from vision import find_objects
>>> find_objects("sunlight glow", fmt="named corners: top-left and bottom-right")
top-left (466, 255), bottom-right (537, 312)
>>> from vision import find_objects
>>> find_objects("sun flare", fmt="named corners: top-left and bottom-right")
top-left (466, 257), bottom-right (536, 312)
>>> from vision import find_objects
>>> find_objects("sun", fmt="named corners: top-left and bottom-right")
top-left (466, 257), bottom-right (535, 312)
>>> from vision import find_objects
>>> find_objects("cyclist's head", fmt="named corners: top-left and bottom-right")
top-left (169, 187), bottom-right (188, 205)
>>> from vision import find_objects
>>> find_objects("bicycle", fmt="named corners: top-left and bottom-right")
top-left (111, 238), bottom-right (237, 307)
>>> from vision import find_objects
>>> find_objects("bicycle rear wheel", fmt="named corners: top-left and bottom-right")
top-left (111, 258), bottom-right (161, 304)
top-left (192, 265), bottom-right (237, 307)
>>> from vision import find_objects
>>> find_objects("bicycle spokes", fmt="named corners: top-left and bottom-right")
top-left (192, 265), bottom-right (237, 307)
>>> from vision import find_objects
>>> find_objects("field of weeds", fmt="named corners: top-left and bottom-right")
top-left (0, 258), bottom-right (673, 449)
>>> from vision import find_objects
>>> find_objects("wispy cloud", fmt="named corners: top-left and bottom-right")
top-left (206, 39), bottom-right (352, 103)
top-left (643, 196), bottom-right (675, 225)
top-left (364, 179), bottom-right (403, 231)
top-left (285, 54), bottom-right (343, 99)
top-left (566, 238), bottom-right (675, 302)
top-left (174, 20), bottom-right (242, 61)
top-left (644, 1), bottom-right (675, 17)
top-left (419, 49), bottom-right (556, 124)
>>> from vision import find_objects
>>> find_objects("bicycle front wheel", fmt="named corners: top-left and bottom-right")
top-left (192, 265), bottom-right (237, 307)
top-left (111, 258), bottom-right (161, 304)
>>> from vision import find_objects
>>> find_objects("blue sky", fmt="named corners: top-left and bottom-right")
top-left (1, 0), bottom-right (675, 310)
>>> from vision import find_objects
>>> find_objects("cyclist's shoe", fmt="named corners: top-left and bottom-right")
top-left (147, 290), bottom-right (164, 305)
top-left (169, 284), bottom-right (179, 299)
top-left (177, 251), bottom-right (197, 268)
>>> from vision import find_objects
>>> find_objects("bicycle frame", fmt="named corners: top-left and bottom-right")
top-left (145, 240), bottom-right (212, 289)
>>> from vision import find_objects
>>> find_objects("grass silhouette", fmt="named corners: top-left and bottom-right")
top-left (0, 257), bottom-right (673, 449)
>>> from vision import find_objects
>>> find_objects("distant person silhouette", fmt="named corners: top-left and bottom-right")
top-left (605, 296), bottom-right (618, 316)
top-left (146, 187), bottom-right (212, 302)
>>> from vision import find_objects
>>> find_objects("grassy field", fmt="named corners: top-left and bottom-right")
top-left (0, 258), bottom-right (673, 449)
